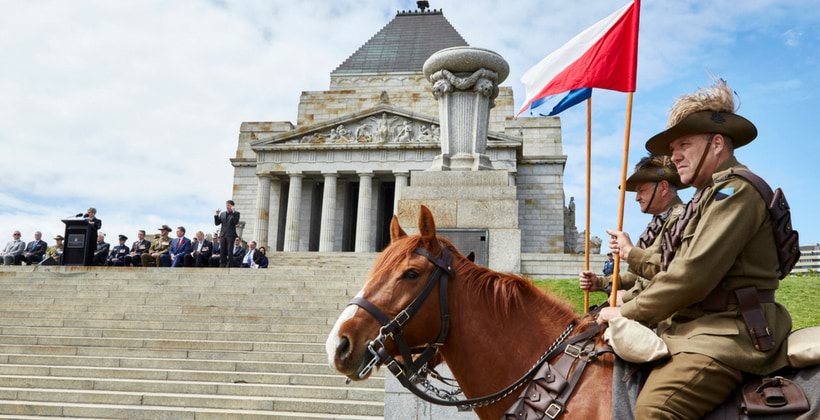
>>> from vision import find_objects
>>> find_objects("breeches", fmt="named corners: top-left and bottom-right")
top-left (636, 352), bottom-right (742, 420)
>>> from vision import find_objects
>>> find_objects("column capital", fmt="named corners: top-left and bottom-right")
top-left (287, 171), bottom-right (304, 178)
top-left (357, 171), bottom-right (374, 177)
top-left (322, 172), bottom-right (339, 178)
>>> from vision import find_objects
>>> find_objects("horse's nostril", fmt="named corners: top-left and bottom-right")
top-left (337, 336), bottom-right (351, 360)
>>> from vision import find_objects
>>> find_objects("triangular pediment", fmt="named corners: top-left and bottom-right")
top-left (251, 104), bottom-right (520, 150)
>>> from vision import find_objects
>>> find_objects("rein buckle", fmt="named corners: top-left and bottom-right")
top-left (545, 402), bottom-right (562, 419)
top-left (564, 344), bottom-right (583, 359)
top-left (359, 342), bottom-right (382, 379)
top-left (396, 310), bottom-right (411, 326)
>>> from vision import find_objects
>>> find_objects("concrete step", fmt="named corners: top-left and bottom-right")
top-left (0, 328), bottom-right (332, 349)
top-left (1, 353), bottom-right (349, 376)
top-left (0, 343), bottom-right (329, 364)
top-left (1, 300), bottom-right (351, 315)
top-left (0, 310), bottom-right (338, 326)
top-left (0, 364), bottom-right (383, 389)
top-left (0, 375), bottom-right (382, 404)
top-left (0, 400), bottom-right (382, 419)
top-left (0, 318), bottom-right (338, 335)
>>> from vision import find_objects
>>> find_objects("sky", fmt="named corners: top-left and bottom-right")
top-left (1, 0), bottom-right (818, 255)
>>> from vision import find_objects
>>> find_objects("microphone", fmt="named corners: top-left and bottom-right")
top-left (75, 213), bottom-right (84, 218)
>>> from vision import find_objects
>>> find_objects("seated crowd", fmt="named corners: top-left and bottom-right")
top-left (1, 225), bottom-right (268, 269)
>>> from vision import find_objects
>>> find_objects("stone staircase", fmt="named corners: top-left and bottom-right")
top-left (0, 253), bottom-right (382, 419)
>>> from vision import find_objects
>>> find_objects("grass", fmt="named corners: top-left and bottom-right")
top-left (532, 275), bottom-right (820, 330)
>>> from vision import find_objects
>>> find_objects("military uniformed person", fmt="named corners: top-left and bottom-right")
top-left (598, 80), bottom-right (792, 418)
top-left (141, 225), bottom-right (173, 267)
top-left (106, 235), bottom-right (130, 266)
top-left (579, 155), bottom-right (687, 299)
top-left (45, 235), bottom-right (65, 264)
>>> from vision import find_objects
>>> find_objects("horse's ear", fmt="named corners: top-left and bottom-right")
top-left (389, 215), bottom-right (407, 243)
top-left (466, 252), bottom-right (475, 262)
top-left (418, 206), bottom-right (441, 254)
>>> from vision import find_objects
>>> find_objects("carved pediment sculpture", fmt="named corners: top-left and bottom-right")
top-left (294, 114), bottom-right (440, 145)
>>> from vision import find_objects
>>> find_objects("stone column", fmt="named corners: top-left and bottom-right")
top-left (393, 172), bottom-right (409, 215)
top-left (354, 172), bottom-right (373, 252)
top-left (318, 172), bottom-right (338, 252)
top-left (267, 177), bottom-right (282, 251)
top-left (253, 175), bottom-right (272, 248)
top-left (422, 47), bottom-right (509, 171)
top-left (283, 172), bottom-right (303, 252)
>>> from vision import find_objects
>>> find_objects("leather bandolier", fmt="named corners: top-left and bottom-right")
top-left (637, 213), bottom-right (665, 250)
top-left (659, 170), bottom-right (799, 353)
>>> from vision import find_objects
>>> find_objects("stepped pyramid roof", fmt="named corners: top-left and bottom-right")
top-left (332, 9), bottom-right (468, 75)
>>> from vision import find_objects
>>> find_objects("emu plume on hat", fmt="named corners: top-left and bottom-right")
top-left (646, 79), bottom-right (757, 155)
top-left (624, 155), bottom-right (688, 191)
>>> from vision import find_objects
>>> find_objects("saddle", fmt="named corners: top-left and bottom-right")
top-left (703, 373), bottom-right (810, 420)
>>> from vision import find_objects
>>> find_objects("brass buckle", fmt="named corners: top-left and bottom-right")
top-left (545, 402), bottom-right (562, 419)
top-left (564, 344), bottom-right (582, 359)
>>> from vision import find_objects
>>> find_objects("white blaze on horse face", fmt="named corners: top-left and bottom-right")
top-left (326, 289), bottom-right (363, 367)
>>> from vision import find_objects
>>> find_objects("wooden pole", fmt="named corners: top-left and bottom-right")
top-left (584, 97), bottom-right (592, 313)
top-left (610, 92), bottom-right (634, 307)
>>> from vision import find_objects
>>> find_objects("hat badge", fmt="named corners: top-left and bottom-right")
top-left (710, 112), bottom-right (726, 124)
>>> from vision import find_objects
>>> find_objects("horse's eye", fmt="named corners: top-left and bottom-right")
top-left (402, 270), bottom-right (420, 281)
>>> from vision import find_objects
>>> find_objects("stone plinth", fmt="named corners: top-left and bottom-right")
top-left (423, 47), bottom-right (510, 171)
top-left (397, 170), bottom-right (520, 272)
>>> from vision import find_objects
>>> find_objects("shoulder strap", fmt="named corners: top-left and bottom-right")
top-left (731, 169), bottom-right (774, 205)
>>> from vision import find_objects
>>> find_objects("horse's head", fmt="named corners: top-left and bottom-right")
top-left (326, 205), bottom-right (456, 381)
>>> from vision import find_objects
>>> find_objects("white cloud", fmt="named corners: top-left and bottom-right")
top-left (782, 28), bottom-right (801, 47)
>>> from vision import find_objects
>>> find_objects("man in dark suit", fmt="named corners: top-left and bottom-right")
top-left (209, 234), bottom-right (222, 267)
top-left (161, 226), bottom-right (191, 268)
top-left (214, 200), bottom-right (240, 267)
top-left (125, 230), bottom-right (151, 267)
top-left (106, 235), bottom-right (130, 266)
top-left (18, 231), bottom-right (48, 265)
top-left (185, 231), bottom-right (213, 267)
top-left (229, 237), bottom-right (245, 268)
top-left (93, 233), bottom-right (110, 266)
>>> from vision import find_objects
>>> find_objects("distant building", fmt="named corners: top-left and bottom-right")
top-left (793, 244), bottom-right (820, 274)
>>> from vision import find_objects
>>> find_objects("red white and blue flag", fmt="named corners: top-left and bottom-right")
top-left (517, 0), bottom-right (640, 116)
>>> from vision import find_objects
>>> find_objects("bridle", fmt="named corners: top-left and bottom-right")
top-left (348, 244), bottom-right (454, 386)
top-left (346, 243), bottom-right (604, 412)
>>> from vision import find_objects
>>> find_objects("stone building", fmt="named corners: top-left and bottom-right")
top-left (230, 8), bottom-right (569, 256)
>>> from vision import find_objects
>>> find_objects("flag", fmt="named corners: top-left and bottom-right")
top-left (544, 88), bottom-right (592, 116)
top-left (517, 0), bottom-right (640, 116)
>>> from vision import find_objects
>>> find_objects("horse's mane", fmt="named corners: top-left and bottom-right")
top-left (372, 235), bottom-right (578, 327)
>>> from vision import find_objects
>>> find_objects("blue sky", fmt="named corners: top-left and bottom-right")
top-left (0, 0), bottom-right (818, 254)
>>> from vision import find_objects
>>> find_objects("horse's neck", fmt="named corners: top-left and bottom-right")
top-left (438, 277), bottom-right (575, 419)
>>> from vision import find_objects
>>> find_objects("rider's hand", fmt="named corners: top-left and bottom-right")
top-left (596, 307), bottom-right (622, 325)
top-left (579, 271), bottom-right (599, 291)
top-left (606, 229), bottom-right (634, 260)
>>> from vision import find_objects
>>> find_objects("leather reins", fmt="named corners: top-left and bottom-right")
top-left (346, 244), bottom-right (605, 412)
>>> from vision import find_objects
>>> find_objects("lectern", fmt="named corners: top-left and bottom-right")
top-left (61, 218), bottom-right (97, 266)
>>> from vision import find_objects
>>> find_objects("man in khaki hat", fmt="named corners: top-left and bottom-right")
top-left (598, 80), bottom-right (792, 418)
top-left (579, 155), bottom-right (686, 299)
top-left (46, 235), bottom-right (65, 263)
top-left (141, 225), bottom-right (173, 267)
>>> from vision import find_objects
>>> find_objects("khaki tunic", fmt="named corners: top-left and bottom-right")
top-left (141, 236), bottom-right (172, 267)
top-left (596, 196), bottom-right (684, 298)
top-left (620, 156), bottom-right (791, 375)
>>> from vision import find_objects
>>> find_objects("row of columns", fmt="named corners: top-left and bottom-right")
top-left (253, 171), bottom-right (408, 252)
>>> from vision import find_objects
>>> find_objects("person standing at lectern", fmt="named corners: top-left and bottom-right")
top-left (84, 207), bottom-right (102, 230)
top-left (214, 200), bottom-right (240, 268)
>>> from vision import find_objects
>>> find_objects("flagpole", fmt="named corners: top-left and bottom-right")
top-left (610, 92), bottom-right (634, 307)
top-left (584, 96), bottom-right (592, 314)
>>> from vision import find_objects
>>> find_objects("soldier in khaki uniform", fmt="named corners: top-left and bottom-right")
top-left (141, 225), bottom-right (173, 267)
top-left (599, 80), bottom-right (792, 418)
top-left (580, 155), bottom-right (686, 300)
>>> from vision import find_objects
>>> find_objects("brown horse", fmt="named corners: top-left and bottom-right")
top-left (326, 206), bottom-right (613, 419)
